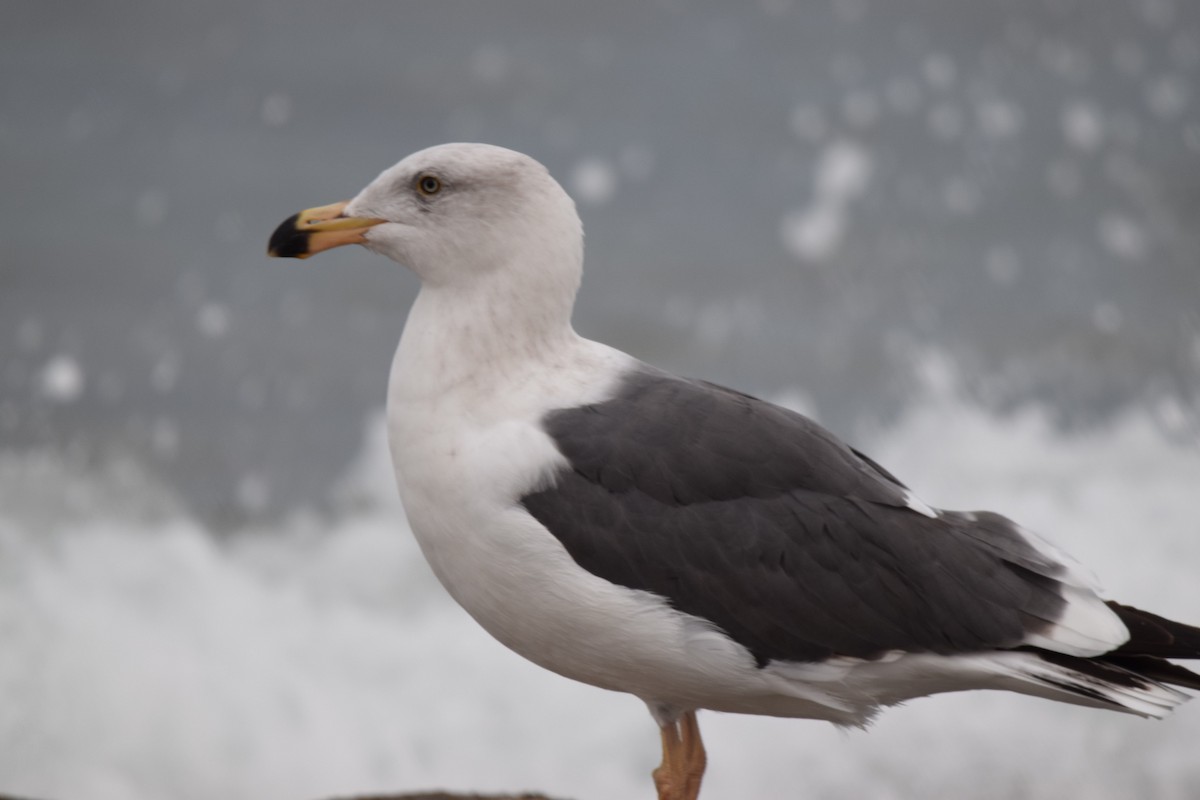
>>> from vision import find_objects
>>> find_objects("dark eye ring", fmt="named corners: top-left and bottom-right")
top-left (417, 175), bottom-right (442, 196)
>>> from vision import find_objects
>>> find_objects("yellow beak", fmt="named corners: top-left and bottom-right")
top-left (267, 201), bottom-right (386, 259)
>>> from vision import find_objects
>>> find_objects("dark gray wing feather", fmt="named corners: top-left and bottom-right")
top-left (521, 366), bottom-right (1066, 666)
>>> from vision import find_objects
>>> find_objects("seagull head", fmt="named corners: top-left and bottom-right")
top-left (268, 143), bottom-right (584, 292)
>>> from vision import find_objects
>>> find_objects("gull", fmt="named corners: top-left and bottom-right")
top-left (268, 142), bottom-right (1200, 800)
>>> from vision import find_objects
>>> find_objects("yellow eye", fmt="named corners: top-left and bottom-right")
top-left (417, 175), bottom-right (442, 196)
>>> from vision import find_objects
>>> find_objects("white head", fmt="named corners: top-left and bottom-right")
top-left (269, 143), bottom-right (584, 301)
top-left (351, 143), bottom-right (583, 287)
top-left (268, 143), bottom-right (588, 366)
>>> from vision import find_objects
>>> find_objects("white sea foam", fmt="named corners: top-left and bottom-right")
top-left (780, 139), bottom-right (873, 262)
top-left (1, 375), bottom-right (1198, 800)
top-left (38, 355), bottom-right (85, 404)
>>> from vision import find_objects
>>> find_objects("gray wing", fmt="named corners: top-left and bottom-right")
top-left (521, 366), bottom-right (1068, 666)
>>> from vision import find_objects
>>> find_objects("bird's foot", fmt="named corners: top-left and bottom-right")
top-left (653, 710), bottom-right (706, 800)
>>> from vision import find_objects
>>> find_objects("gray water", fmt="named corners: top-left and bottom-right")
top-left (4, 0), bottom-right (1198, 526)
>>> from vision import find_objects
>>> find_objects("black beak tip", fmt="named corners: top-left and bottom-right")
top-left (267, 213), bottom-right (310, 259)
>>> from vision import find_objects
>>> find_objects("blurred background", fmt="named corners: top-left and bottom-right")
top-left (2, 2), bottom-right (1199, 799)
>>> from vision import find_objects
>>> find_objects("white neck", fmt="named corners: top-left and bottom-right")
top-left (390, 264), bottom-right (581, 405)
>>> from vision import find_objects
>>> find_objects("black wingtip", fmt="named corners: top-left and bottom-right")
top-left (267, 212), bottom-right (311, 259)
top-left (1107, 601), bottom-right (1200, 659)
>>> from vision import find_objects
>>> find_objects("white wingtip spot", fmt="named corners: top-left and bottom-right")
top-left (1023, 584), bottom-right (1130, 657)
